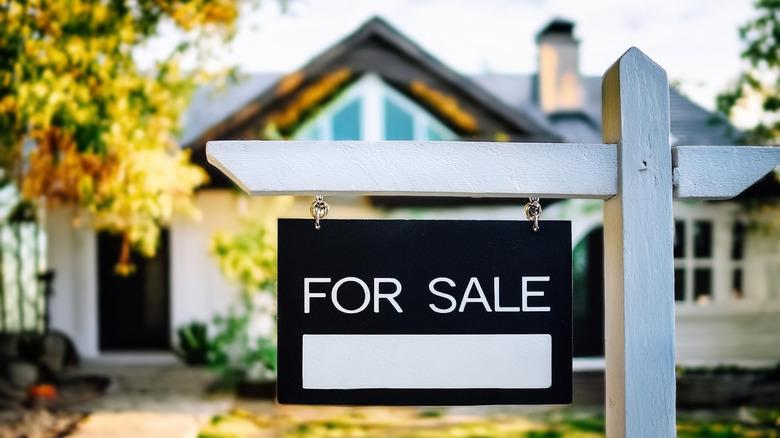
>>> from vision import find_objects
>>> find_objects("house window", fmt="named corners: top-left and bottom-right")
top-left (692, 220), bottom-right (713, 303)
top-left (674, 216), bottom-right (749, 305)
top-left (674, 268), bottom-right (685, 301)
top-left (674, 219), bottom-right (714, 305)
top-left (384, 97), bottom-right (414, 140)
top-left (731, 221), bottom-right (746, 299)
top-left (427, 125), bottom-right (446, 141)
top-left (332, 99), bottom-right (362, 140)
top-left (293, 74), bottom-right (455, 142)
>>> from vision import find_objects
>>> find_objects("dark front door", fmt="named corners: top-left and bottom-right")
top-left (572, 226), bottom-right (605, 357)
top-left (98, 231), bottom-right (170, 351)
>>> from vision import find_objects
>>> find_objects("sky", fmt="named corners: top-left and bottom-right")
top-left (139, 0), bottom-right (757, 113)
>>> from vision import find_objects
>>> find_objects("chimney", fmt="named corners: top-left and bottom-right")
top-left (536, 19), bottom-right (583, 114)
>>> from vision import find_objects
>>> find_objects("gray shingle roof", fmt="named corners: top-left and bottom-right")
top-left (180, 73), bottom-right (279, 146)
top-left (471, 74), bottom-right (740, 145)
top-left (180, 72), bottom-right (739, 147)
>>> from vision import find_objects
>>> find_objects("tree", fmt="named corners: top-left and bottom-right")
top-left (718, 0), bottom-right (780, 145)
top-left (207, 197), bottom-right (292, 383)
top-left (210, 197), bottom-right (293, 295)
top-left (0, 0), bottom-right (248, 273)
top-left (717, 0), bottom-right (780, 232)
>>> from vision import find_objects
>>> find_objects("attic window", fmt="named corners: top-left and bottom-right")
top-left (333, 99), bottom-right (362, 140)
top-left (293, 74), bottom-right (454, 141)
top-left (384, 97), bottom-right (413, 140)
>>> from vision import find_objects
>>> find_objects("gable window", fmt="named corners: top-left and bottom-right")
top-left (294, 74), bottom-right (455, 142)
top-left (384, 97), bottom-right (414, 140)
top-left (332, 99), bottom-right (362, 140)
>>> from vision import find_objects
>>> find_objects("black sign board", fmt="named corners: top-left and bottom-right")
top-left (277, 219), bottom-right (572, 405)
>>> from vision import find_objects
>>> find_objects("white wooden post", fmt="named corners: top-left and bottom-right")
top-left (602, 48), bottom-right (675, 437)
top-left (206, 47), bottom-right (780, 438)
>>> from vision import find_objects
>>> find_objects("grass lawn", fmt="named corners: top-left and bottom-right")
top-left (198, 407), bottom-right (780, 438)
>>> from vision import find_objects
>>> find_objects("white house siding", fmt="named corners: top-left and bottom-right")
top-left (46, 192), bottom-right (380, 358)
top-left (170, 192), bottom-right (382, 336)
top-left (676, 304), bottom-right (780, 366)
top-left (46, 194), bottom-right (780, 365)
top-left (169, 190), bottom-right (245, 333)
top-left (390, 199), bottom-right (780, 366)
top-left (45, 193), bottom-right (247, 358)
top-left (672, 209), bottom-right (780, 366)
top-left (47, 207), bottom-right (99, 357)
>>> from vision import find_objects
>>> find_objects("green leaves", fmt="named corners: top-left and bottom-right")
top-left (210, 197), bottom-right (292, 294)
top-left (718, 1), bottom-right (780, 146)
top-left (0, 0), bottom-right (251, 270)
top-left (206, 301), bottom-right (277, 385)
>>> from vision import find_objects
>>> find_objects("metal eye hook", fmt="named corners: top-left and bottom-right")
top-left (524, 197), bottom-right (542, 232)
top-left (310, 195), bottom-right (329, 230)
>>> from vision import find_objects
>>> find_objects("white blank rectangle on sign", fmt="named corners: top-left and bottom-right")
top-left (302, 334), bottom-right (552, 389)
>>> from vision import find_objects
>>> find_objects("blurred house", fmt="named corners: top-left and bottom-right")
top-left (46, 17), bottom-right (780, 365)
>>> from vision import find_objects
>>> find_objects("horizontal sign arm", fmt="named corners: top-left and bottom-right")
top-left (207, 141), bottom-right (780, 200)
top-left (672, 145), bottom-right (780, 200)
top-left (207, 140), bottom-right (618, 199)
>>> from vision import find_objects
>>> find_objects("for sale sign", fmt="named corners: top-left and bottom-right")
top-left (277, 219), bottom-right (572, 405)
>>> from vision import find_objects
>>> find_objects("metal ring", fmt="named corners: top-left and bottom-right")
top-left (524, 197), bottom-right (541, 232)
top-left (310, 195), bottom-right (329, 230)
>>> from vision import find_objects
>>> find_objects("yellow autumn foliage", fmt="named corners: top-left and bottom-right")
top-left (210, 197), bottom-right (293, 294)
top-left (0, 0), bottom-right (250, 272)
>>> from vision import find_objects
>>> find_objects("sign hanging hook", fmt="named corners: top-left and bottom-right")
top-left (310, 195), bottom-right (329, 230)
top-left (524, 197), bottom-right (542, 232)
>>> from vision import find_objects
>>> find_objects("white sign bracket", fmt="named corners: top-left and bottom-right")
top-left (206, 143), bottom-right (779, 201)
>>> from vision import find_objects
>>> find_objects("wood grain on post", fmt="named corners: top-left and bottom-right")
top-left (602, 47), bottom-right (676, 437)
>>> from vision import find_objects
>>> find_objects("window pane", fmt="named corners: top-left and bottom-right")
top-left (674, 268), bottom-right (686, 302)
top-left (694, 268), bottom-right (712, 304)
top-left (732, 222), bottom-right (746, 260)
top-left (732, 269), bottom-right (744, 300)
top-left (674, 221), bottom-right (685, 259)
top-left (384, 98), bottom-right (414, 140)
top-left (427, 125), bottom-right (445, 141)
top-left (332, 99), bottom-right (362, 140)
top-left (693, 221), bottom-right (712, 258)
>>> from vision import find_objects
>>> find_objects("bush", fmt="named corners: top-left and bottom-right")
top-left (174, 322), bottom-right (209, 366)
top-left (207, 298), bottom-right (277, 386)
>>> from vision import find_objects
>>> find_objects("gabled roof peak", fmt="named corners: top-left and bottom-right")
top-left (360, 15), bottom-right (395, 30)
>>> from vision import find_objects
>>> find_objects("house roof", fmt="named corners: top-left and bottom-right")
top-left (183, 16), bottom-right (564, 186)
top-left (181, 74), bottom-right (279, 147)
top-left (186, 16), bottom-right (561, 144)
top-left (184, 71), bottom-right (741, 150)
top-left (181, 16), bottom-right (775, 199)
top-left (470, 74), bottom-right (743, 146)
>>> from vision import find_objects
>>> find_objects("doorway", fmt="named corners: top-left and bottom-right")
top-left (572, 226), bottom-right (605, 357)
top-left (97, 231), bottom-right (170, 351)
